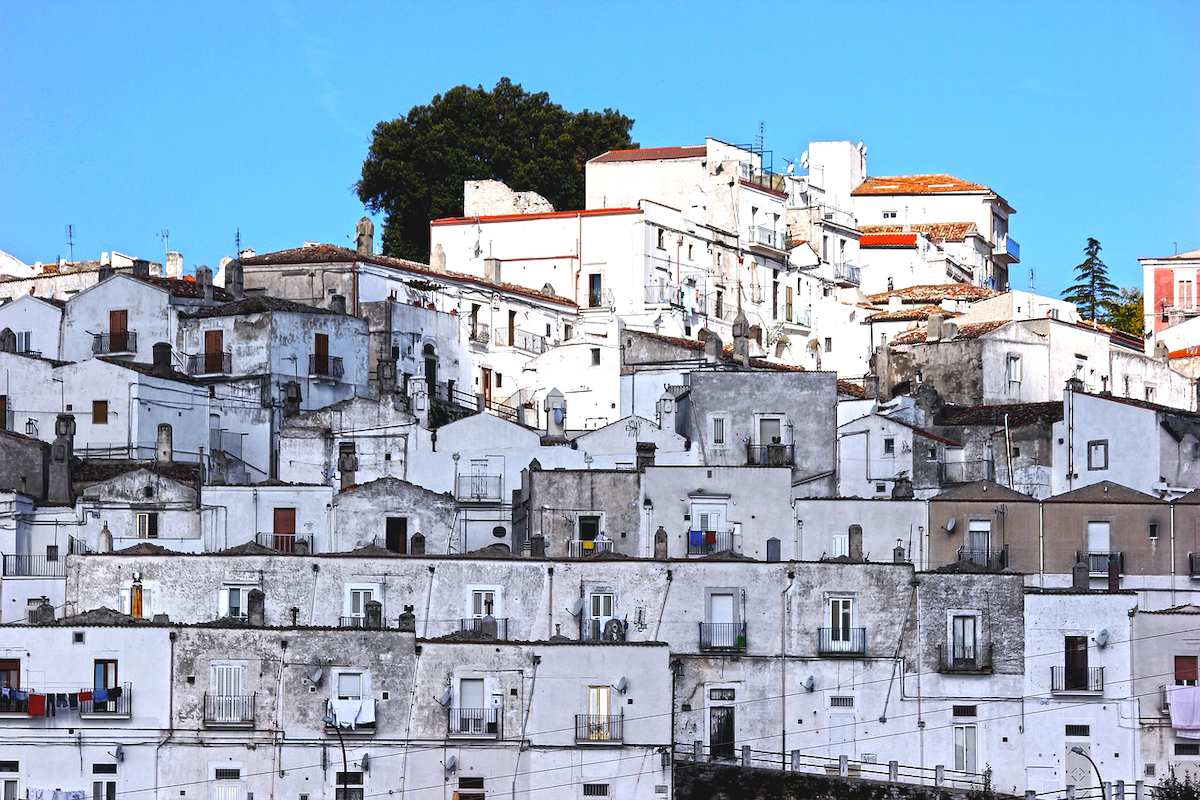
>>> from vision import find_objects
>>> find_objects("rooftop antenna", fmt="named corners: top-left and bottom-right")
top-left (755, 121), bottom-right (764, 154)
top-left (1029, 267), bottom-right (1035, 293)
top-left (157, 229), bottom-right (170, 255)
top-left (235, 227), bottom-right (241, 255)
top-left (65, 224), bottom-right (75, 263)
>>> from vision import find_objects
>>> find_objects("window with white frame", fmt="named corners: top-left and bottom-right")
top-left (830, 533), bottom-right (849, 558)
top-left (1179, 279), bottom-right (1195, 310)
top-left (1006, 354), bottom-right (1022, 385)
top-left (334, 771), bottom-right (364, 800)
top-left (883, 437), bottom-right (895, 455)
top-left (218, 586), bottom-right (255, 619)
top-left (136, 512), bottom-right (158, 538)
top-left (951, 614), bottom-right (979, 667)
top-left (469, 586), bottom-right (502, 619)
top-left (883, 211), bottom-right (897, 220)
top-left (118, 582), bottom-right (151, 617)
top-left (953, 724), bottom-right (977, 773)
top-left (342, 584), bottom-right (380, 623)
top-left (711, 416), bottom-right (727, 447)
top-left (335, 670), bottom-right (365, 701)
top-left (15, 331), bottom-right (31, 353)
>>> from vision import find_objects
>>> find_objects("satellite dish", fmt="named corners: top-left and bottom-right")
top-left (786, 161), bottom-right (795, 176)
top-left (857, 140), bottom-right (864, 151)
top-left (570, 598), bottom-right (585, 616)
top-left (800, 149), bottom-right (809, 167)
top-left (946, 518), bottom-right (957, 533)
top-left (437, 687), bottom-right (452, 707)
top-left (310, 667), bottom-right (324, 685)
top-left (803, 676), bottom-right (815, 692)
top-left (444, 755), bottom-right (457, 774)
top-left (1097, 629), bottom-right (1109, 648)
top-left (615, 676), bottom-right (628, 694)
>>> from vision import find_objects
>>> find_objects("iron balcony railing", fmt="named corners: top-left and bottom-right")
top-left (937, 643), bottom-right (994, 673)
top-left (1076, 550), bottom-right (1124, 575)
top-left (494, 327), bottom-right (550, 354)
top-left (1051, 665), bottom-right (1104, 693)
top-left (455, 474), bottom-right (503, 501)
top-left (644, 284), bottom-right (683, 306)
top-left (746, 443), bottom-right (794, 466)
top-left (747, 226), bottom-right (786, 251)
top-left (575, 713), bottom-right (623, 743)
top-left (187, 351), bottom-right (232, 375)
top-left (581, 618), bottom-right (626, 642)
top-left (69, 536), bottom-right (95, 555)
top-left (448, 707), bottom-right (501, 737)
top-left (833, 262), bottom-right (861, 286)
top-left (699, 622), bottom-right (747, 651)
top-left (254, 532), bottom-right (313, 554)
top-left (81, 683), bottom-right (132, 716)
top-left (569, 539), bottom-right (614, 557)
top-left (458, 617), bottom-right (508, 640)
top-left (941, 461), bottom-right (992, 485)
top-left (203, 693), bottom-right (256, 725)
top-left (309, 354), bottom-right (344, 379)
top-left (339, 616), bottom-right (368, 628)
top-left (687, 530), bottom-right (737, 556)
top-left (783, 306), bottom-right (812, 327)
top-left (2, 554), bottom-right (65, 577)
top-left (92, 331), bottom-right (138, 355)
top-left (956, 545), bottom-right (1009, 570)
top-left (818, 627), bottom-right (867, 656)
top-left (469, 322), bottom-right (490, 344)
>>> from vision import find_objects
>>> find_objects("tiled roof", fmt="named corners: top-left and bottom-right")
top-left (939, 401), bottom-right (1064, 429)
top-left (97, 357), bottom-right (204, 386)
top-left (931, 480), bottom-right (1038, 502)
top-left (590, 145), bottom-right (707, 164)
top-left (431, 208), bottom-right (642, 226)
top-left (836, 380), bottom-right (868, 399)
top-left (1045, 480), bottom-right (1164, 504)
top-left (130, 274), bottom-right (232, 301)
top-left (853, 174), bottom-right (990, 196)
top-left (1158, 248), bottom-right (1200, 261)
top-left (866, 305), bottom-right (960, 322)
top-left (73, 459), bottom-right (202, 485)
top-left (627, 328), bottom-right (808, 372)
top-left (860, 222), bottom-right (979, 243)
top-left (241, 244), bottom-right (578, 309)
top-left (886, 417), bottom-right (961, 447)
top-left (860, 233), bottom-right (918, 248)
top-left (889, 319), bottom-right (1009, 345)
top-left (867, 283), bottom-right (1001, 304)
top-left (182, 296), bottom-right (337, 319)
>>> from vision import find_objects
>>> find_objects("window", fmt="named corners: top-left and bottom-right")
top-left (471, 588), bottom-right (500, 619)
top-left (1150, 522), bottom-right (1160, 541)
top-left (119, 582), bottom-right (150, 617)
top-left (709, 688), bottom-right (735, 701)
top-left (883, 437), bottom-right (895, 455)
top-left (336, 671), bottom-right (364, 701)
top-left (822, 235), bottom-right (829, 262)
top-left (213, 769), bottom-right (241, 781)
top-left (758, 417), bottom-right (782, 445)
top-left (830, 696), bottom-right (854, 708)
top-left (577, 516), bottom-right (600, 542)
top-left (1065, 635), bottom-right (1089, 689)
top-left (952, 615), bottom-right (978, 666)
top-left (1006, 354), bottom-right (1022, 385)
top-left (824, 337), bottom-right (832, 353)
top-left (92, 780), bottom-right (116, 800)
top-left (94, 659), bottom-right (118, 713)
top-left (458, 777), bottom-right (485, 800)
top-left (588, 274), bottom-right (603, 308)
top-left (1179, 280), bottom-right (1195, 310)
top-left (136, 512), bottom-right (158, 538)
top-left (966, 520), bottom-right (990, 565)
top-left (344, 586), bottom-right (376, 624)
top-left (0, 659), bottom-right (19, 712)
top-left (883, 211), bottom-right (898, 220)
top-left (657, 228), bottom-right (665, 249)
top-left (687, 244), bottom-right (693, 260)
top-left (953, 724), bottom-right (977, 773)
top-left (334, 771), bottom-right (364, 800)
top-left (831, 533), bottom-right (849, 558)
top-left (1177, 744), bottom-right (1200, 757)
top-left (313, 332), bottom-right (331, 375)
top-left (712, 416), bottom-right (726, 447)
top-left (210, 664), bottom-right (247, 722)
top-left (1176, 656), bottom-right (1198, 686)
top-left (1146, 385), bottom-right (1156, 402)
top-left (272, 507), bottom-right (297, 552)
top-left (588, 592), bottom-right (615, 640)
top-left (46, 545), bottom-right (58, 562)
top-left (585, 685), bottom-right (614, 740)
top-left (1087, 440), bottom-right (1109, 471)
top-left (92, 400), bottom-right (108, 425)
top-left (591, 347), bottom-right (601, 366)
top-left (219, 586), bottom-right (253, 619)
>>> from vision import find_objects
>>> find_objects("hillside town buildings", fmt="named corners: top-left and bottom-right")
top-left (1, 138), bottom-right (1199, 800)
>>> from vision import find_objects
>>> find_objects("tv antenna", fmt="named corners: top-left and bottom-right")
top-left (235, 227), bottom-right (241, 255)
top-left (157, 229), bottom-right (170, 254)
top-left (1029, 267), bottom-right (1035, 293)
top-left (65, 224), bottom-right (75, 263)
top-left (755, 121), bottom-right (764, 153)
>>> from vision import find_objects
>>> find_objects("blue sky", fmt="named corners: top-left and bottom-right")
top-left (2, 0), bottom-right (1196, 294)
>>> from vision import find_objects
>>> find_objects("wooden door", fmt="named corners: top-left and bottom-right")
top-left (109, 310), bottom-right (128, 352)
top-left (204, 330), bottom-right (224, 373)
top-left (314, 333), bottom-right (329, 375)
top-left (273, 508), bottom-right (296, 552)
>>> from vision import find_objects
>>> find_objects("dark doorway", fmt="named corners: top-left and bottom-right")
top-left (386, 517), bottom-right (408, 554)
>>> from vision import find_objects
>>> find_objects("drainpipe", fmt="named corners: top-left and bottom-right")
top-left (546, 566), bottom-right (555, 640)
top-left (1171, 501), bottom-right (1177, 606)
top-left (422, 565), bottom-right (436, 638)
top-left (653, 568), bottom-right (674, 640)
top-left (511, 655), bottom-right (541, 800)
top-left (1038, 500), bottom-right (1046, 588)
top-left (780, 569), bottom-right (795, 756)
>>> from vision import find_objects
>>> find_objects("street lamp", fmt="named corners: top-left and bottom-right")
top-left (1070, 746), bottom-right (1104, 797)
top-left (322, 715), bottom-right (349, 800)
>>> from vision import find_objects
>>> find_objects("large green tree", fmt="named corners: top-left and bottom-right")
top-left (356, 78), bottom-right (637, 262)
top-left (1104, 286), bottom-right (1145, 337)
top-left (1062, 237), bottom-right (1119, 322)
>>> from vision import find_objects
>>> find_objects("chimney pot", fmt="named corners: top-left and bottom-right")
top-left (247, 589), bottom-right (266, 627)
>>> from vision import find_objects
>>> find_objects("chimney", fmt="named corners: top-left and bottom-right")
top-left (483, 257), bottom-right (502, 284)
top-left (132, 259), bottom-right (151, 277)
top-left (1065, 376), bottom-right (1085, 393)
top-left (848, 524), bottom-right (864, 560)
top-left (330, 294), bottom-right (347, 314)
top-left (654, 526), bottom-right (668, 559)
top-left (156, 424), bottom-right (173, 462)
top-left (195, 265), bottom-right (214, 302)
top-left (409, 533), bottom-right (425, 554)
top-left (355, 216), bottom-right (375, 256)
top-left (98, 264), bottom-right (116, 282)
top-left (247, 589), bottom-right (266, 627)
top-left (398, 605), bottom-right (416, 633)
top-left (364, 599), bottom-right (383, 630)
top-left (165, 251), bottom-right (184, 279)
top-left (152, 342), bottom-right (173, 379)
top-left (656, 391), bottom-right (677, 433)
top-left (48, 414), bottom-right (76, 506)
top-left (225, 259), bottom-right (245, 299)
top-left (863, 374), bottom-right (880, 400)
top-left (544, 388), bottom-right (566, 438)
top-left (1108, 557), bottom-right (1121, 592)
top-left (941, 321), bottom-right (959, 341)
top-left (30, 600), bottom-right (55, 625)
top-left (927, 313), bottom-right (944, 342)
top-left (703, 329), bottom-right (724, 363)
top-left (430, 243), bottom-right (447, 273)
top-left (893, 543), bottom-right (907, 563)
top-left (636, 442), bottom-right (657, 471)
top-left (1072, 555), bottom-right (1091, 590)
top-left (479, 615), bottom-right (499, 638)
top-left (529, 535), bottom-right (546, 557)
top-left (377, 357), bottom-right (397, 393)
top-left (408, 381), bottom-right (429, 427)
top-left (891, 477), bottom-right (914, 499)
top-left (283, 381), bottom-right (302, 418)
top-left (338, 443), bottom-right (358, 490)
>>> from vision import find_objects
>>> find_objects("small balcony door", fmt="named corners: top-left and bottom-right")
top-left (212, 664), bottom-right (245, 722)
top-left (314, 333), bottom-right (330, 375)
top-left (94, 659), bottom-right (117, 712)
top-left (458, 677), bottom-right (485, 733)
top-left (710, 592), bottom-right (736, 647)
top-left (1065, 635), bottom-right (1088, 690)
top-left (759, 417), bottom-right (782, 445)
top-left (588, 593), bottom-right (614, 640)
top-left (588, 274), bottom-right (603, 308)
top-left (204, 329), bottom-right (224, 373)
top-left (472, 589), bottom-right (496, 619)
top-left (347, 589), bottom-right (373, 624)
top-left (481, 368), bottom-right (493, 406)
top-left (272, 508), bottom-right (296, 553)
top-left (952, 615), bottom-right (977, 667)
top-left (109, 310), bottom-right (129, 352)
top-left (385, 517), bottom-right (407, 554)
top-left (829, 597), bottom-right (854, 645)
top-left (587, 685), bottom-right (613, 740)
top-left (967, 521), bottom-right (990, 566)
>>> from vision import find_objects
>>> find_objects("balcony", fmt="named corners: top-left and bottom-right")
top-left (455, 474), bottom-right (503, 502)
top-left (2, 554), bottom-right (65, 578)
top-left (782, 305), bottom-right (811, 327)
top-left (325, 697), bottom-right (376, 732)
top-left (569, 539), bottom-right (614, 558)
top-left (254, 532), bottom-right (313, 554)
top-left (941, 460), bottom-right (992, 485)
top-left (645, 284), bottom-right (683, 306)
top-left (494, 327), bottom-right (549, 354)
top-left (449, 707), bottom-right (501, 738)
top-left (1076, 551), bottom-right (1124, 575)
top-left (747, 226), bottom-right (787, 253)
top-left (956, 545), bottom-right (1009, 571)
top-left (186, 351), bottom-right (232, 376)
top-left (204, 693), bottom-right (256, 727)
top-left (575, 713), bottom-right (623, 744)
top-left (687, 530), bottom-right (738, 556)
top-left (581, 618), bottom-right (626, 642)
top-left (833, 262), bottom-right (861, 286)
top-left (81, 683), bottom-right (132, 718)
top-left (339, 616), bottom-right (369, 628)
top-left (746, 442), bottom-right (794, 466)
top-left (458, 617), bottom-right (508, 640)
top-left (995, 235), bottom-right (1020, 263)
top-left (92, 331), bottom-right (138, 355)
top-left (469, 322), bottom-right (491, 344)
top-left (1051, 665), bottom-right (1104, 693)
top-left (308, 354), bottom-right (344, 379)
top-left (937, 643), bottom-right (994, 674)
top-left (818, 627), bottom-right (867, 656)
top-left (699, 622), bottom-right (747, 651)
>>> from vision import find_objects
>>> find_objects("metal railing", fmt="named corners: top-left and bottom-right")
top-left (996, 234), bottom-right (1020, 262)
top-left (833, 262), bottom-right (861, 285)
top-left (687, 531), bottom-right (737, 556)
top-left (568, 540), bottom-right (614, 557)
top-left (69, 536), bottom-right (95, 555)
top-left (309, 354), bottom-right (344, 378)
top-left (469, 322), bottom-right (490, 344)
top-left (645, 284), bottom-right (682, 306)
top-left (2, 554), bottom-right (65, 577)
top-left (209, 429), bottom-right (244, 460)
top-left (937, 643), bottom-right (994, 673)
top-left (187, 352), bottom-right (232, 375)
top-left (449, 707), bottom-right (501, 737)
top-left (1051, 665), bottom-right (1104, 693)
top-left (204, 693), bottom-right (256, 725)
top-left (455, 474), bottom-right (503, 501)
top-left (494, 327), bottom-right (549, 354)
top-left (81, 683), bottom-right (132, 716)
top-left (747, 226), bottom-right (786, 250)
top-left (699, 622), bottom-right (747, 651)
top-left (254, 532), bottom-right (313, 554)
top-left (586, 289), bottom-right (613, 309)
top-left (746, 443), bottom-right (794, 466)
top-left (1076, 551), bottom-right (1124, 575)
top-left (339, 616), bottom-right (367, 628)
top-left (818, 627), bottom-right (867, 656)
top-left (956, 545), bottom-right (1009, 570)
top-left (941, 460), bottom-right (992, 484)
top-left (575, 713), bottom-right (623, 743)
top-left (782, 305), bottom-right (811, 326)
top-left (581, 618), bottom-right (626, 642)
top-left (92, 331), bottom-right (138, 354)
top-left (458, 617), bottom-right (508, 640)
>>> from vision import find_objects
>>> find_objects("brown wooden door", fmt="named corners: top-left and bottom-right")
top-left (204, 330), bottom-right (224, 373)
top-left (314, 333), bottom-right (329, 375)
top-left (507, 310), bottom-right (516, 344)
top-left (1065, 635), bottom-right (1088, 689)
top-left (109, 310), bottom-right (128, 352)
top-left (273, 508), bottom-right (296, 553)
top-left (482, 368), bottom-right (492, 406)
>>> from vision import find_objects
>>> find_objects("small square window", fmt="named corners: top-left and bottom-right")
top-left (883, 211), bottom-right (897, 220)
top-left (952, 705), bottom-right (977, 717)
top-left (73, 631), bottom-right (85, 644)
top-left (1176, 743), bottom-right (1200, 756)
top-left (709, 688), bottom-right (736, 701)
top-left (46, 545), bottom-right (59, 562)
top-left (1087, 440), bottom-right (1109, 471)
top-left (875, 483), bottom-right (886, 493)
top-left (883, 438), bottom-right (895, 455)
top-left (1065, 724), bottom-right (1091, 737)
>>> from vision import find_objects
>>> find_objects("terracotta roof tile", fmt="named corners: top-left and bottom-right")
top-left (853, 174), bottom-right (990, 196)
top-left (939, 401), bottom-right (1064, 429)
top-left (866, 305), bottom-right (960, 322)
top-left (866, 283), bottom-right (1001, 305)
top-left (590, 145), bottom-right (706, 164)
top-left (889, 319), bottom-right (1010, 345)
top-left (860, 222), bottom-right (979, 243)
top-left (860, 232), bottom-right (919, 248)
top-left (182, 296), bottom-right (337, 319)
top-left (130, 274), bottom-right (232, 301)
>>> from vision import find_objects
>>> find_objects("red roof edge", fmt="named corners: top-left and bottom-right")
top-left (431, 208), bottom-right (643, 226)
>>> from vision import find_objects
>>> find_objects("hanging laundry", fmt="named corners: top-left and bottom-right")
top-left (689, 530), bottom-right (704, 548)
top-left (78, 690), bottom-right (92, 702)
top-left (1169, 685), bottom-right (1200, 738)
top-left (109, 686), bottom-right (122, 699)
top-left (28, 693), bottom-right (46, 716)
top-left (68, 693), bottom-right (79, 709)
top-left (354, 698), bottom-right (376, 727)
top-left (28, 789), bottom-right (48, 800)
top-left (92, 688), bottom-right (108, 704)
top-left (56, 693), bottom-right (69, 707)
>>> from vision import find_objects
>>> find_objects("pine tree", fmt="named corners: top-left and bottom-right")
top-left (1062, 238), bottom-right (1119, 322)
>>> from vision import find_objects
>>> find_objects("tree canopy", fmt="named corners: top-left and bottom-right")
top-left (1062, 237), bottom-right (1119, 322)
top-left (1104, 286), bottom-right (1145, 337)
top-left (356, 78), bottom-right (637, 262)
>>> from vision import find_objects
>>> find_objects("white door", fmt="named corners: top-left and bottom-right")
top-left (212, 664), bottom-right (244, 722)
top-left (829, 713), bottom-right (855, 758)
top-left (349, 589), bottom-right (373, 624)
top-left (214, 786), bottom-right (241, 800)
top-left (829, 597), bottom-right (854, 650)
top-left (590, 593), bottom-right (614, 640)
top-left (710, 592), bottom-right (735, 647)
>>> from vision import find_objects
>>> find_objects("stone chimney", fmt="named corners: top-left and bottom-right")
top-left (484, 257), bottom-right (502, 285)
top-left (636, 442), bottom-right (657, 471)
top-left (132, 259), bottom-right (151, 277)
top-left (195, 265), bottom-right (214, 302)
top-left (225, 259), bottom-right (245, 299)
top-left (654, 526), bottom-right (668, 559)
top-left (409, 533), bottom-right (425, 554)
top-left (98, 264), bottom-right (116, 282)
top-left (927, 313), bottom-right (944, 342)
top-left (731, 311), bottom-right (751, 366)
top-left (1153, 340), bottom-right (1170, 361)
top-left (529, 535), bottom-right (546, 557)
top-left (152, 342), bottom-right (173, 379)
top-left (891, 477), bottom-right (914, 499)
top-left (1065, 376), bottom-right (1085, 393)
top-left (165, 251), bottom-right (184, 279)
top-left (377, 357), bottom-right (398, 393)
top-left (544, 388), bottom-right (566, 438)
top-left (156, 424), bottom-right (173, 462)
top-left (247, 589), bottom-right (266, 627)
top-left (365, 599), bottom-right (383, 630)
top-left (656, 391), bottom-right (677, 433)
top-left (356, 216), bottom-right (375, 256)
top-left (330, 294), bottom-right (347, 314)
top-left (30, 600), bottom-right (55, 625)
top-left (398, 605), bottom-right (416, 633)
top-left (703, 329), bottom-right (724, 363)
top-left (283, 381), bottom-right (302, 418)
top-left (338, 443), bottom-right (358, 490)
top-left (893, 542), bottom-right (907, 563)
top-left (1072, 555), bottom-right (1091, 590)
top-left (848, 524), bottom-right (864, 561)
top-left (430, 244), bottom-right (447, 273)
top-left (48, 414), bottom-right (76, 506)
top-left (941, 321), bottom-right (958, 341)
